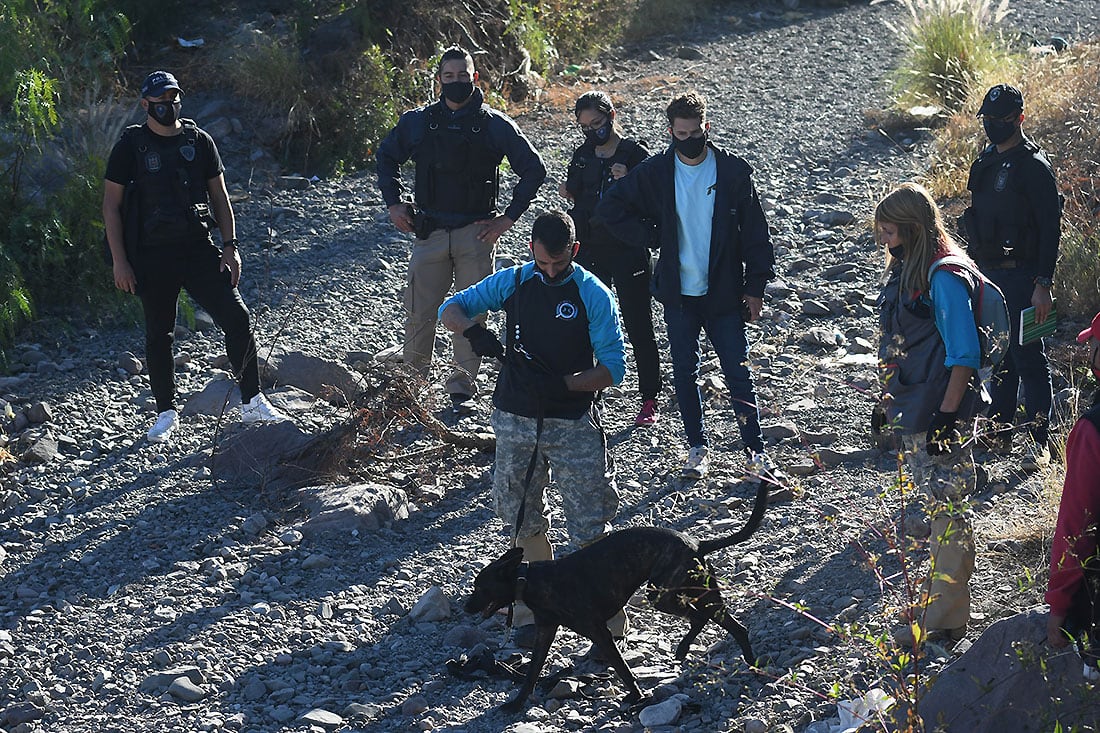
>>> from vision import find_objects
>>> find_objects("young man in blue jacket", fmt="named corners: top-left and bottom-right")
top-left (597, 92), bottom-right (776, 480)
top-left (376, 47), bottom-right (546, 414)
top-left (439, 210), bottom-right (627, 646)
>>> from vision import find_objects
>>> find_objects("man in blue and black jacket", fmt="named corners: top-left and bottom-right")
top-left (377, 47), bottom-right (546, 414)
top-left (596, 91), bottom-right (776, 481)
top-left (439, 210), bottom-right (626, 646)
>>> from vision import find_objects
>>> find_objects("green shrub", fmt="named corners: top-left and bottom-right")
top-left (882, 0), bottom-right (1013, 111)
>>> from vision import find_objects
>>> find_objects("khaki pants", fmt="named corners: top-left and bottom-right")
top-left (901, 433), bottom-right (977, 631)
top-left (403, 221), bottom-right (494, 396)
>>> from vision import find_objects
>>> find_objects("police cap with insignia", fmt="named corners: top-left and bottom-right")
top-left (141, 70), bottom-right (183, 98)
top-left (976, 84), bottom-right (1023, 118)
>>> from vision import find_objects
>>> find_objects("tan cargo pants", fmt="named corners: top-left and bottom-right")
top-left (403, 221), bottom-right (493, 397)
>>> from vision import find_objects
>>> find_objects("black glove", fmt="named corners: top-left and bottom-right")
top-left (926, 410), bottom-right (960, 456)
top-left (518, 363), bottom-right (570, 403)
top-left (463, 323), bottom-right (504, 360)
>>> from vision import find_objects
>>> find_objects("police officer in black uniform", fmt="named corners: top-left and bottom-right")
top-left (962, 84), bottom-right (1060, 470)
top-left (376, 47), bottom-right (546, 413)
top-left (103, 71), bottom-right (285, 444)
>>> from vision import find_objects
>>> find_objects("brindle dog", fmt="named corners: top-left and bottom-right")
top-left (465, 479), bottom-right (769, 712)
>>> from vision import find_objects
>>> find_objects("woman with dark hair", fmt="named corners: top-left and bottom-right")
top-left (876, 182), bottom-right (982, 646)
top-left (560, 91), bottom-right (662, 427)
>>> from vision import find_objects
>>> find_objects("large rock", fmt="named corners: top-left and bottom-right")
top-left (298, 483), bottom-right (409, 537)
top-left (210, 421), bottom-right (312, 485)
top-left (182, 377), bottom-right (241, 417)
top-left (266, 351), bottom-right (360, 402)
top-left (919, 608), bottom-right (1099, 731)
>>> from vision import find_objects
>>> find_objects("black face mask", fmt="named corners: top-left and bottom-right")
top-left (673, 132), bottom-right (707, 159)
top-left (583, 120), bottom-right (612, 146)
top-left (148, 99), bottom-right (181, 126)
top-left (983, 118), bottom-right (1017, 145)
top-left (442, 81), bottom-right (474, 104)
top-left (888, 244), bottom-right (905, 260)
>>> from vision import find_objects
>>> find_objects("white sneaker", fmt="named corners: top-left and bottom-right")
top-left (147, 409), bottom-right (179, 443)
top-left (682, 445), bottom-right (709, 479)
top-left (746, 450), bottom-right (776, 480)
top-left (241, 393), bottom-right (287, 424)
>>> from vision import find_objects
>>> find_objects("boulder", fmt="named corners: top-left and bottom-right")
top-left (298, 483), bottom-right (409, 537)
top-left (266, 351), bottom-right (360, 402)
top-left (919, 608), bottom-right (1100, 731)
top-left (210, 420), bottom-right (312, 484)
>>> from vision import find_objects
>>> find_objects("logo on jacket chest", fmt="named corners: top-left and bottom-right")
top-left (994, 163), bottom-right (1012, 192)
top-left (555, 300), bottom-right (578, 320)
top-left (144, 152), bottom-right (162, 173)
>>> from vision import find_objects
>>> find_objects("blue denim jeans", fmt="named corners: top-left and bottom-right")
top-left (663, 296), bottom-right (764, 453)
top-left (984, 265), bottom-right (1053, 443)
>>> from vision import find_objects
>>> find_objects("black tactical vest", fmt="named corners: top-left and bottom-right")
top-left (965, 140), bottom-right (1048, 262)
top-left (414, 104), bottom-right (501, 216)
top-left (123, 120), bottom-right (213, 247)
top-left (496, 267), bottom-right (597, 420)
top-left (566, 139), bottom-right (644, 241)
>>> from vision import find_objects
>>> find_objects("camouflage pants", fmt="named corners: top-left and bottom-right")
top-left (901, 433), bottom-right (977, 631)
top-left (491, 407), bottom-right (624, 633)
top-left (491, 408), bottom-right (619, 547)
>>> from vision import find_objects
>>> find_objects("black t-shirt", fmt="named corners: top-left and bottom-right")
top-left (105, 122), bottom-right (224, 247)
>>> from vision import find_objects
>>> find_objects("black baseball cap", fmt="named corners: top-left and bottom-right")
top-left (976, 84), bottom-right (1023, 118)
top-left (141, 71), bottom-right (183, 98)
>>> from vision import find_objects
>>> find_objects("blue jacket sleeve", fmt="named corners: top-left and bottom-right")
top-left (375, 110), bottom-right (422, 207)
top-left (439, 267), bottom-right (520, 321)
top-left (491, 115), bottom-right (546, 223)
top-left (575, 269), bottom-right (626, 385)
top-left (930, 270), bottom-right (982, 370)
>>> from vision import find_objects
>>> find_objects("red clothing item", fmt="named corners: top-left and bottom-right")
top-left (1045, 416), bottom-right (1100, 615)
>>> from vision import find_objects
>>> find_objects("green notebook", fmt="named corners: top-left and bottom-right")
top-left (1020, 300), bottom-right (1057, 345)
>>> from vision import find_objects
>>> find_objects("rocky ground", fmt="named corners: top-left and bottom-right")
top-left (3, 1), bottom-right (1100, 732)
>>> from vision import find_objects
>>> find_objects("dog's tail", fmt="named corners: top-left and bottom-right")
top-left (697, 479), bottom-right (770, 555)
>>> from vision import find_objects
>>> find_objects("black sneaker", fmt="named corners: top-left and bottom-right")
top-left (450, 393), bottom-right (476, 415)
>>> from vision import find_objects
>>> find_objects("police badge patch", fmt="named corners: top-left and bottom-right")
top-left (145, 152), bottom-right (161, 173)
top-left (555, 301), bottom-right (578, 320)
top-left (995, 162), bottom-right (1012, 192)
top-left (179, 144), bottom-right (195, 162)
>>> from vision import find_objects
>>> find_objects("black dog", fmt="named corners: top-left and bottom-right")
top-left (465, 479), bottom-right (769, 712)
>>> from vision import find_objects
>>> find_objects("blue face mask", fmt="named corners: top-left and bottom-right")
top-left (583, 120), bottom-right (612, 146)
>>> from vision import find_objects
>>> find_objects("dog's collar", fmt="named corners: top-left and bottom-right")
top-left (514, 561), bottom-right (529, 603)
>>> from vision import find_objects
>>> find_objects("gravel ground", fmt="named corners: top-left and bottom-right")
top-left (3, 2), bottom-right (1100, 732)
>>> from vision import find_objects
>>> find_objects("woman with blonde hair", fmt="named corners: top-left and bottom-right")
top-left (876, 181), bottom-right (981, 646)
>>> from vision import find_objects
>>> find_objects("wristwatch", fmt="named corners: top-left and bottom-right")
top-left (224, 238), bottom-right (240, 249)
top-left (1034, 275), bottom-right (1053, 287)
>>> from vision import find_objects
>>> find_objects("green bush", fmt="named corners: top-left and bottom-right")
top-left (882, 0), bottom-right (1013, 111)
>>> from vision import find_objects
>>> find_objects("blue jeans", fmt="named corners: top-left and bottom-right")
top-left (984, 266), bottom-right (1053, 443)
top-left (663, 296), bottom-right (764, 453)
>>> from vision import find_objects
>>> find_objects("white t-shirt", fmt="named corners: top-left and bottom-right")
top-left (674, 148), bottom-right (717, 296)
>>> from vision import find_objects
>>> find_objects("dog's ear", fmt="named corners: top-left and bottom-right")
top-left (502, 547), bottom-right (524, 564)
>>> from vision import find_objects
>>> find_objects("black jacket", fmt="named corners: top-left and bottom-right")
top-left (594, 142), bottom-right (774, 315)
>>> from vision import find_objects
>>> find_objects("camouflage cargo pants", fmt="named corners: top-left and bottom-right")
top-left (901, 433), bottom-right (977, 631)
top-left (491, 407), bottom-right (624, 633)
top-left (490, 408), bottom-right (619, 547)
